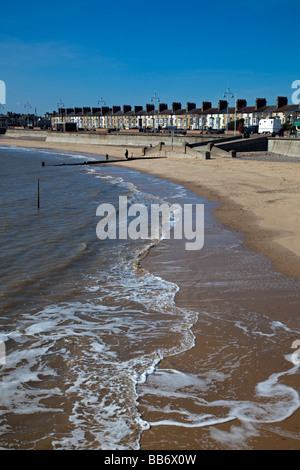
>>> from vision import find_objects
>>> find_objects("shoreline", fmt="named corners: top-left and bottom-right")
top-left (1, 139), bottom-right (300, 450)
top-left (112, 158), bottom-right (300, 283)
top-left (1, 137), bottom-right (299, 281)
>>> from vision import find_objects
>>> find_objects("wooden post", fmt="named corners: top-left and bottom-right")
top-left (37, 178), bottom-right (40, 210)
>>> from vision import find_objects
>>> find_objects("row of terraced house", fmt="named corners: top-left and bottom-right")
top-left (48, 96), bottom-right (300, 132)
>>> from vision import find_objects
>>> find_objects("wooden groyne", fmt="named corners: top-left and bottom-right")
top-left (46, 158), bottom-right (122, 166)
top-left (42, 155), bottom-right (164, 167)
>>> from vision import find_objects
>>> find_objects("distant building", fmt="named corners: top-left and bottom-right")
top-left (0, 112), bottom-right (42, 129)
top-left (47, 95), bottom-right (300, 132)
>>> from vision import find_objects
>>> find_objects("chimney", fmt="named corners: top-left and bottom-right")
top-left (58, 108), bottom-right (66, 115)
top-left (202, 101), bottom-right (212, 111)
top-left (236, 99), bottom-right (247, 110)
top-left (172, 102), bottom-right (182, 112)
top-left (134, 105), bottom-right (143, 113)
top-left (66, 108), bottom-right (74, 114)
top-left (255, 98), bottom-right (267, 110)
top-left (186, 102), bottom-right (196, 112)
top-left (218, 100), bottom-right (228, 111)
top-left (92, 107), bottom-right (101, 114)
top-left (112, 106), bottom-right (121, 114)
top-left (146, 104), bottom-right (155, 113)
top-left (158, 103), bottom-right (168, 112)
top-left (276, 96), bottom-right (288, 109)
top-left (101, 107), bottom-right (110, 115)
top-left (123, 105), bottom-right (132, 113)
top-left (74, 107), bottom-right (82, 114)
top-left (83, 107), bottom-right (91, 114)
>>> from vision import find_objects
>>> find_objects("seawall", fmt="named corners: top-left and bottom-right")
top-left (268, 138), bottom-right (300, 157)
top-left (5, 129), bottom-right (49, 139)
top-left (216, 136), bottom-right (268, 153)
top-left (4, 128), bottom-right (230, 149)
top-left (44, 131), bottom-right (227, 147)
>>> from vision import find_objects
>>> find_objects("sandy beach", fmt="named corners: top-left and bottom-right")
top-left (1, 137), bottom-right (300, 281)
top-left (1, 137), bottom-right (300, 450)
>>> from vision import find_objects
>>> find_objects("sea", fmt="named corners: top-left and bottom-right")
top-left (0, 145), bottom-right (299, 450)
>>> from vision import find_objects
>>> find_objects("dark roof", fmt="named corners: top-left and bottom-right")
top-left (124, 110), bottom-right (136, 116)
top-left (217, 107), bottom-right (236, 115)
top-left (202, 108), bottom-right (218, 115)
top-left (157, 109), bottom-right (171, 115)
top-left (274, 104), bottom-right (300, 113)
top-left (156, 108), bottom-right (187, 115)
top-left (174, 109), bottom-right (186, 115)
top-left (135, 109), bottom-right (147, 115)
top-left (238, 106), bottom-right (256, 113)
top-left (145, 110), bottom-right (159, 116)
top-left (188, 108), bottom-right (203, 115)
top-left (51, 102), bottom-right (300, 118)
top-left (255, 105), bottom-right (277, 114)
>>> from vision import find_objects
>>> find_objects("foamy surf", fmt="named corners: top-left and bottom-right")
top-left (0, 260), bottom-right (198, 449)
top-left (145, 358), bottom-right (300, 427)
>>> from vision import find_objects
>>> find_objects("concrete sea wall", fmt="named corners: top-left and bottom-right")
top-left (44, 131), bottom-right (225, 147)
top-left (268, 138), bottom-right (300, 157)
top-left (144, 143), bottom-right (210, 160)
top-left (216, 136), bottom-right (268, 153)
top-left (5, 129), bottom-right (49, 139)
top-left (4, 128), bottom-right (234, 143)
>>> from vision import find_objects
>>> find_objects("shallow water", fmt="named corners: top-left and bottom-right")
top-left (0, 146), bottom-right (202, 449)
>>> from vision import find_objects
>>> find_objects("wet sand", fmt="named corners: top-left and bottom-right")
top-left (1, 138), bottom-right (300, 449)
top-left (138, 223), bottom-right (300, 450)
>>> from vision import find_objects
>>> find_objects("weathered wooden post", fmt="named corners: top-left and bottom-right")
top-left (37, 178), bottom-right (40, 210)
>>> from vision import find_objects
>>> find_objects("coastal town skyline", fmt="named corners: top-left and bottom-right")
top-left (0, 0), bottom-right (299, 115)
top-left (1, 79), bottom-right (299, 119)
top-left (2, 92), bottom-right (299, 133)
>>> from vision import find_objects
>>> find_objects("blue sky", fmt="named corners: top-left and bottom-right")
top-left (0, 0), bottom-right (299, 115)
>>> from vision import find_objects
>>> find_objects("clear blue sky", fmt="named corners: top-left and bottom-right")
top-left (0, 0), bottom-right (299, 115)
